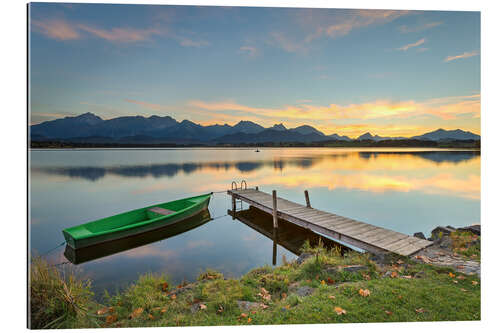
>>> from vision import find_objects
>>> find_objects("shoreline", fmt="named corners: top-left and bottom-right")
top-left (30, 229), bottom-right (480, 329)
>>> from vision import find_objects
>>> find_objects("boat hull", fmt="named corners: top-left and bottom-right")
top-left (62, 194), bottom-right (211, 249)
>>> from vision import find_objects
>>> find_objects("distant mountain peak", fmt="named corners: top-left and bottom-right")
top-left (271, 123), bottom-right (287, 131)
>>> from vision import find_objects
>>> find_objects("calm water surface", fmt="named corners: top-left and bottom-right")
top-left (29, 148), bottom-right (480, 295)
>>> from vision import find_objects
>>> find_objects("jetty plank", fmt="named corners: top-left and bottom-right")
top-left (228, 189), bottom-right (432, 256)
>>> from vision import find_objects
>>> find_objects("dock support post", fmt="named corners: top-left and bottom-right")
top-left (304, 190), bottom-right (311, 208)
top-left (256, 186), bottom-right (259, 191)
top-left (231, 194), bottom-right (236, 220)
top-left (272, 190), bottom-right (278, 229)
top-left (272, 228), bottom-right (277, 266)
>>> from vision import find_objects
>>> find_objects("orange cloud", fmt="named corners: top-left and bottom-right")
top-left (444, 51), bottom-right (479, 62)
top-left (31, 19), bottom-right (80, 40)
top-left (188, 94), bottom-right (480, 127)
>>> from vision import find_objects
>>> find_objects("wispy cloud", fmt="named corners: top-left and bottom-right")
top-left (32, 17), bottom-right (209, 47)
top-left (444, 51), bottom-right (479, 62)
top-left (31, 19), bottom-right (80, 40)
top-left (78, 24), bottom-right (161, 43)
top-left (238, 45), bottom-right (258, 57)
top-left (175, 36), bottom-right (210, 48)
top-left (269, 32), bottom-right (306, 54)
top-left (397, 38), bottom-right (425, 51)
top-left (305, 9), bottom-right (410, 42)
top-left (398, 21), bottom-right (443, 33)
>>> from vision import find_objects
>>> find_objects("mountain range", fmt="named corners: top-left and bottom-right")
top-left (30, 112), bottom-right (480, 144)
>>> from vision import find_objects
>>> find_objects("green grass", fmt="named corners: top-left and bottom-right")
top-left (450, 231), bottom-right (480, 260)
top-left (30, 245), bottom-right (480, 328)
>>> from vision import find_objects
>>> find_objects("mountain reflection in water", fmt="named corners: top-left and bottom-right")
top-left (33, 150), bottom-right (479, 182)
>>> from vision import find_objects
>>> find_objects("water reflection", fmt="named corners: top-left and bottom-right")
top-left (33, 150), bottom-right (479, 182)
top-left (64, 210), bottom-right (212, 264)
top-left (230, 206), bottom-right (350, 263)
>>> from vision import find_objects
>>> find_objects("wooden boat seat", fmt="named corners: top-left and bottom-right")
top-left (148, 207), bottom-right (176, 216)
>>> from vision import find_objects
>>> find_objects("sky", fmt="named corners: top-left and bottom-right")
top-left (28, 3), bottom-right (480, 137)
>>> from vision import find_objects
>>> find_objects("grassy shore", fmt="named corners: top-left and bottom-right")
top-left (30, 234), bottom-right (480, 329)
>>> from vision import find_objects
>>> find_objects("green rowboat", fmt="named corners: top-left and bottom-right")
top-left (64, 209), bottom-right (212, 264)
top-left (62, 193), bottom-right (212, 249)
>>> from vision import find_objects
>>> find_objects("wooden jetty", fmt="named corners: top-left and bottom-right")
top-left (228, 187), bottom-right (432, 256)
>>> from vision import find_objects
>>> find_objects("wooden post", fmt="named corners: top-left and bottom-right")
top-left (272, 190), bottom-right (278, 229)
top-left (255, 186), bottom-right (259, 191)
top-left (304, 190), bottom-right (311, 208)
top-left (231, 194), bottom-right (236, 220)
top-left (272, 228), bottom-right (277, 266)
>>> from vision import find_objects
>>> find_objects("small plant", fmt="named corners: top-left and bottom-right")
top-left (30, 256), bottom-right (95, 329)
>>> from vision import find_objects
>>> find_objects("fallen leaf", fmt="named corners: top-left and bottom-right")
top-left (177, 284), bottom-right (183, 289)
top-left (358, 289), bottom-right (371, 297)
top-left (385, 310), bottom-right (393, 316)
top-left (161, 282), bottom-right (169, 292)
top-left (259, 303), bottom-right (269, 309)
top-left (251, 310), bottom-right (256, 314)
top-left (401, 275), bottom-right (412, 279)
top-left (148, 314), bottom-right (154, 320)
top-left (199, 304), bottom-right (207, 310)
top-left (161, 308), bottom-right (167, 313)
top-left (328, 295), bottom-right (336, 300)
top-left (97, 307), bottom-right (109, 315)
top-left (129, 307), bottom-right (144, 319)
top-left (415, 308), bottom-right (425, 314)
top-left (248, 317), bottom-right (252, 323)
top-left (105, 314), bottom-right (117, 324)
top-left (240, 313), bottom-right (248, 318)
top-left (362, 274), bottom-right (371, 281)
top-left (334, 306), bottom-right (347, 315)
top-left (170, 294), bottom-right (177, 300)
top-left (391, 271), bottom-right (398, 278)
top-left (471, 281), bottom-right (478, 285)
top-left (449, 272), bottom-right (456, 278)
top-left (281, 293), bottom-right (287, 300)
top-left (327, 277), bottom-right (335, 285)
top-left (398, 295), bottom-right (403, 299)
top-left (457, 275), bottom-right (466, 280)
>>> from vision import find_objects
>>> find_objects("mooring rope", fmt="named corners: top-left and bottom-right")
top-left (36, 241), bottom-right (66, 258)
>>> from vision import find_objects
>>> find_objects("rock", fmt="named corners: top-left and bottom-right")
top-left (383, 271), bottom-right (393, 278)
top-left (458, 225), bottom-right (481, 236)
top-left (414, 271), bottom-right (426, 279)
top-left (413, 232), bottom-right (426, 240)
top-left (170, 283), bottom-right (195, 296)
top-left (439, 236), bottom-right (452, 249)
top-left (294, 286), bottom-right (315, 297)
top-left (343, 265), bottom-right (368, 273)
top-left (237, 301), bottom-right (260, 311)
top-left (431, 226), bottom-right (456, 240)
top-left (325, 265), bottom-right (339, 274)
top-left (296, 253), bottom-right (313, 265)
top-left (190, 303), bottom-right (203, 313)
top-left (369, 253), bottom-right (391, 265)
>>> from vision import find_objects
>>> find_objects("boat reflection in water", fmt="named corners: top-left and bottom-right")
top-left (64, 209), bottom-right (212, 264)
top-left (229, 206), bottom-right (352, 265)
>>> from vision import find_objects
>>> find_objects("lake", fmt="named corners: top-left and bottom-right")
top-left (29, 147), bottom-right (480, 296)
